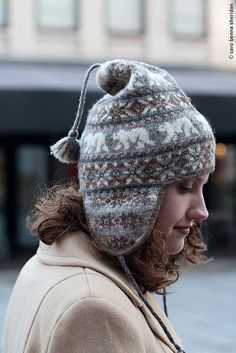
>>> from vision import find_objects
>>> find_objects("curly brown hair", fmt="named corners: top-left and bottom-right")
top-left (27, 182), bottom-right (208, 294)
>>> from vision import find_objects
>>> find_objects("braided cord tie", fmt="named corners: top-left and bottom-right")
top-left (71, 63), bottom-right (101, 135)
top-left (163, 287), bottom-right (168, 317)
top-left (50, 63), bottom-right (101, 164)
top-left (118, 256), bottom-right (186, 353)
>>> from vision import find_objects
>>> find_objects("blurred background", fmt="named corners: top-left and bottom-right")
top-left (0, 0), bottom-right (236, 352)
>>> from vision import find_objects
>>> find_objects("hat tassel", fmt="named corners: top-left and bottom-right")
top-left (50, 63), bottom-right (101, 164)
top-left (50, 129), bottom-right (80, 164)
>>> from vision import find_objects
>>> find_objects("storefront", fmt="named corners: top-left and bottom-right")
top-left (0, 62), bottom-right (236, 259)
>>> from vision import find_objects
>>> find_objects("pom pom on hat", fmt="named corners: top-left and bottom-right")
top-left (96, 60), bottom-right (132, 95)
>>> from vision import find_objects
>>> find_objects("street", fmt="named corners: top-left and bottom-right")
top-left (0, 257), bottom-right (235, 353)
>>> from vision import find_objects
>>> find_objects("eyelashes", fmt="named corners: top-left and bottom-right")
top-left (179, 185), bottom-right (193, 194)
top-left (178, 182), bottom-right (207, 195)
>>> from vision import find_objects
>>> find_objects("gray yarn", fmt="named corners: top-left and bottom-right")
top-left (70, 63), bottom-right (101, 137)
top-left (50, 63), bottom-right (101, 164)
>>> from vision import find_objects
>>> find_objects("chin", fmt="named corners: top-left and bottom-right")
top-left (167, 240), bottom-right (185, 255)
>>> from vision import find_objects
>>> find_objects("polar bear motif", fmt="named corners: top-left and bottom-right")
top-left (194, 113), bottom-right (211, 132)
top-left (158, 117), bottom-right (199, 144)
top-left (113, 127), bottom-right (155, 151)
top-left (82, 132), bottom-right (109, 154)
top-left (146, 69), bottom-right (169, 87)
top-left (129, 70), bottom-right (168, 90)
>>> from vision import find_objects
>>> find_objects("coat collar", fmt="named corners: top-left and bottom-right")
top-left (37, 231), bottom-right (181, 352)
top-left (37, 231), bottom-right (143, 307)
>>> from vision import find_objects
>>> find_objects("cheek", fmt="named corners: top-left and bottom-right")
top-left (156, 189), bottom-right (188, 230)
top-left (156, 196), bottom-right (178, 230)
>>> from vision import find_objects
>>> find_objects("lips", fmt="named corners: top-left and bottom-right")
top-left (174, 226), bottom-right (190, 235)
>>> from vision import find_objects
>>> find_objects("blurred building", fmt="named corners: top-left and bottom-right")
top-left (0, 0), bottom-right (235, 69)
top-left (0, 0), bottom-right (236, 259)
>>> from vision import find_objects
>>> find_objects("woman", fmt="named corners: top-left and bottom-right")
top-left (3, 60), bottom-right (215, 353)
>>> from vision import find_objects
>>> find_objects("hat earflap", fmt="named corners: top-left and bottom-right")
top-left (50, 63), bottom-right (101, 164)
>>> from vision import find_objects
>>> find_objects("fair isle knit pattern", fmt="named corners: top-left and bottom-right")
top-left (79, 60), bottom-right (215, 256)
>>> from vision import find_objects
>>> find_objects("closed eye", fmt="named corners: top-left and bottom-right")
top-left (178, 184), bottom-right (193, 194)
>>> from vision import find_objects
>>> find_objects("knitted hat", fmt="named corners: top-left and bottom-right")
top-left (51, 59), bottom-right (215, 257)
top-left (51, 59), bottom-right (215, 353)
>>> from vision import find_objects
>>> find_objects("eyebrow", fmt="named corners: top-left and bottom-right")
top-left (191, 177), bottom-right (209, 184)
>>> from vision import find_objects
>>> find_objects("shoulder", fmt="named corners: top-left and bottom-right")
top-left (47, 296), bottom-right (146, 353)
top-left (33, 267), bottom-right (146, 353)
top-left (17, 253), bottom-right (138, 315)
top-left (40, 266), bottom-right (138, 318)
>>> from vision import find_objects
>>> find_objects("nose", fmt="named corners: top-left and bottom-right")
top-left (187, 194), bottom-right (209, 222)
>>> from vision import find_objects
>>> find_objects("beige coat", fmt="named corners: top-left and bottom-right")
top-left (3, 231), bottom-right (183, 353)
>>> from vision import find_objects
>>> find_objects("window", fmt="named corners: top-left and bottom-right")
top-left (0, 0), bottom-right (7, 27)
top-left (36, 0), bottom-right (78, 30)
top-left (170, 0), bottom-right (206, 37)
top-left (205, 143), bottom-right (236, 254)
top-left (17, 146), bottom-right (48, 248)
top-left (107, 0), bottom-right (144, 34)
top-left (0, 148), bottom-right (7, 258)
